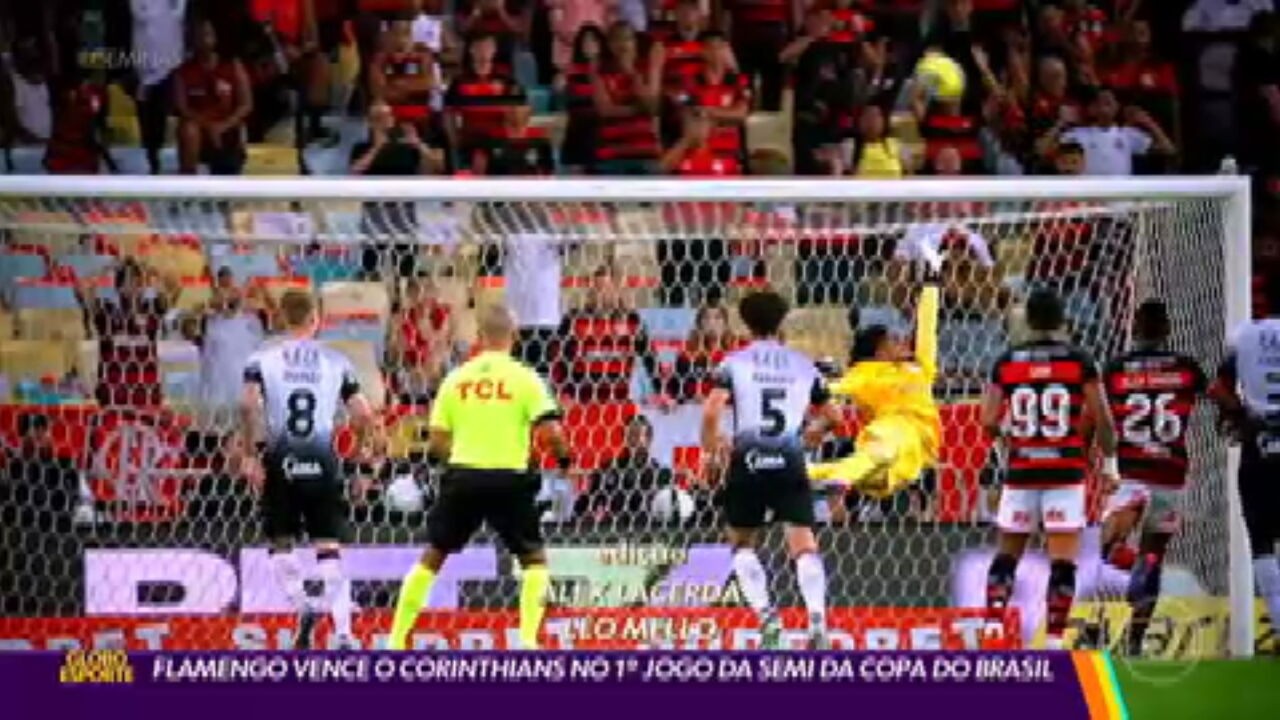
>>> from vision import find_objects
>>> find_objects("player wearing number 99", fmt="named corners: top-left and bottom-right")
top-left (239, 291), bottom-right (383, 650)
top-left (980, 288), bottom-right (1119, 650)
top-left (1098, 299), bottom-right (1206, 656)
top-left (702, 291), bottom-right (844, 649)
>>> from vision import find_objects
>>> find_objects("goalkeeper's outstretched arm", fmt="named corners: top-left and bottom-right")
top-left (914, 274), bottom-right (941, 384)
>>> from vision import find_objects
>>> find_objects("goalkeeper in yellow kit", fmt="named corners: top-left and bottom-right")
top-left (808, 260), bottom-right (942, 499)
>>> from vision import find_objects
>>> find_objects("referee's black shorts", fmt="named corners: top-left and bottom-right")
top-left (426, 468), bottom-right (544, 557)
top-left (1240, 434), bottom-right (1280, 554)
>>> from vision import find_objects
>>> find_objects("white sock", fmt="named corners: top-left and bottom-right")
top-left (1253, 555), bottom-right (1280, 634)
top-left (318, 556), bottom-right (353, 639)
top-left (795, 552), bottom-right (827, 630)
top-left (270, 551), bottom-right (311, 613)
top-left (731, 549), bottom-right (772, 617)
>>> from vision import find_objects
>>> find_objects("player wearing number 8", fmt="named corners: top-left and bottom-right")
top-left (239, 291), bottom-right (383, 649)
top-left (1099, 300), bottom-right (1207, 656)
top-left (980, 288), bottom-right (1119, 650)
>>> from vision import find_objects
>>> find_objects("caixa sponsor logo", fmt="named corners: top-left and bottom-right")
top-left (744, 450), bottom-right (786, 472)
top-left (282, 456), bottom-right (323, 479)
top-left (82, 545), bottom-right (735, 616)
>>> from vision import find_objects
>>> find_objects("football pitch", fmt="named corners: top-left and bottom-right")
top-left (1115, 659), bottom-right (1280, 719)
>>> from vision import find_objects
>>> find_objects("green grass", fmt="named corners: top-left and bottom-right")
top-left (1115, 659), bottom-right (1280, 720)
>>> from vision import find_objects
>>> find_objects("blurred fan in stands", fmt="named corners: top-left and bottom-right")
top-left (387, 274), bottom-right (455, 404)
top-left (173, 20), bottom-right (251, 175)
top-left (574, 415), bottom-right (675, 526)
top-left (186, 267), bottom-right (272, 426)
top-left (77, 258), bottom-right (178, 408)
top-left (551, 264), bottom-right (662, 403)
top-left (666, 303), bottom-right (743, 402)
top-left (0, 412), bottom-right (81, 614)
top-left (126, 0), bottom-right (189, 174)
top-left (0, 37), bottom-right (52, 150)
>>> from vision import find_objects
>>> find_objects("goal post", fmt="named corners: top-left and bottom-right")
top-left (0, 176), bottom-right (1253, 656)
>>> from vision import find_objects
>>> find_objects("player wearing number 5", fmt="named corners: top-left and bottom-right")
top-left (980, 288), bottom-right (1119, 650)
top-left (239, 291), bottom-right (383, 649)
top-left (1098, 300), bottom-right (1207, 656)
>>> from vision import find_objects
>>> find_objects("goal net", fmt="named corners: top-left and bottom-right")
top-left (0, 177), bottom-right (1254, 656)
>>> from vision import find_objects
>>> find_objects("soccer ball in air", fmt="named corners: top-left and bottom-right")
top-left (649, 487), bottom-right (696, 523)
top-left (915, 51), bottom-right (966, 102)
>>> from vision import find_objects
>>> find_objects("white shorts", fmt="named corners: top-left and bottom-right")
top-left (1101, 480), bottom-right (1183, 535)
top-left (996, 486), bottom-right (1087, 534)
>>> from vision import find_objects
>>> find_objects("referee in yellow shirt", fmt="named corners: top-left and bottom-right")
top-left (388, 306), bottom-right (572, 650)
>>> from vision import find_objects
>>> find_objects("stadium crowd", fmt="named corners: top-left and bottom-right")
top-left (0, 0), bottom-right (1278, 528)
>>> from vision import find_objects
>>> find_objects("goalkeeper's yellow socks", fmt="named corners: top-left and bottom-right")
top-left (388, 563), bottom-right (436, 650)
top-left (519, 565), bottom-right (550, 650)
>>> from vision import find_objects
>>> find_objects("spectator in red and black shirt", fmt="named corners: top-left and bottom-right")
top-left (370, 17), bottom-right (439, 138)
top-left (471, 104), bottom-right (555, 174)
top-left (827, 0), bottom-right (875, 46)
top-left (551, 265), bottom-right (662, 403)
top-left (1101, 20), bottom-right (1178, 134)
top-left (720, 0), bottom-right (800, 111)
top-left (592, 21), bottom-right (661, 174)
top-left (666, 303), bottom-right (744, 402)
top-left (560, 24), bottom-right (606, 173)
top-left (445, 32), bottom-right (527, 163)
top-left (174, 20), bottom-right (252, 176)
top-left (660, 109), bottom-right (742, 175)
top-left (678, 31), bottom-right (750, 164)
top-left (44, 70), bottom-right (116, 174)
top-left (457, 0), bottom-right (523, 67)
top-left (77, 259), bottom-right (177, 408)
top-left (655, 0), bottom-right (712, 144)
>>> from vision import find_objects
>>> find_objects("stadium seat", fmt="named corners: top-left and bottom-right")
top-left (859, 304), bottom-right (909, 333)
top-left (323, 340), bottom-right (386, 410)
top-left (15, 308), bottom-right (86, 342)
top-left (318, 316), bottom-right (387, 361)
top-left (243, 145), bottom-right (302, 176)
top-left (320, 281), bottom-right (391, 320)
top-left (746, 113), bottom-right (790, 156)
top-left (638, 307), bottom-right (697, 340)
top-left (0, 340), bottom-right (76, 381)
top-left (157, 340), bottom-right (201, 405)
top-left (142, 244), bottom-right (208, 280)
top-left (175, 281), bottom-right (214, 313)
top-left (0, 309), bottom-right (12, 340)
top-left (213, 252), bottom-right (283, 283)
top-left (56, 253), bottom-right (116, 279)
top-left (6, 211), bottom-right (80, 253)
top-left (451, 308), bottom-right (477, 349)
top-left (938, 318), bottom-right (1007, 379)
top-left (75, 340), bottom-right (99, 392)
top-left (12, 281), bottom-right (79, 309)
top-left (289, 251), bottom-right (362, 284)
top-left (784, 307), bottom-right (851, 361)
top-left (472, 278), bottom-right (506, 311)
top-left (0, 253), bottom-right (48, 294)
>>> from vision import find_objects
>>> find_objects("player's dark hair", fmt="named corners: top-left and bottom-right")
top-left (280, 290), bottom-right (317, 329)
top-left (851, 325), bottom-right (889, 362)
top-left (1133, 299), bottom-right (1171, 345)
top-left (1025, 288), bottom-right (1066, 333)
top-left (738, 291), bottom-right (789, 338)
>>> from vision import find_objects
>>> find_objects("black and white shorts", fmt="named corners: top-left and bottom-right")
top-left (1240, 430), bottom-right (1280, 553)
top-left (261, 444), bottom-right (346, 543)
top-left (426, 468), bottom-right (544, 557)
top-left (723, 442), bottom-right (815, 529)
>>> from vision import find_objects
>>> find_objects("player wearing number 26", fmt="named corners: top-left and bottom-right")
top-left (239, 291), bottom-right (383, 650)
top-left (1098, 300), bottom-right (1207, 657)
top-left (980, 288), bottom-right (1119, 650)
top-left (807, 257), bottom-right (943, 499)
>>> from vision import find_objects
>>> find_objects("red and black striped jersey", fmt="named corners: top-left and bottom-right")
top-left (989, 339), bottom-right (1100, 487)
top-left (660, 36), bottom-right (706, 97)
top-left (1104, 349), bottom-right (1206, 488)
top-left (594, 69), bottom-right (661, 163)
top-left (444, 72), bottom-right (526, 143)
top-left (681, 71), bottom-right (750, 159)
